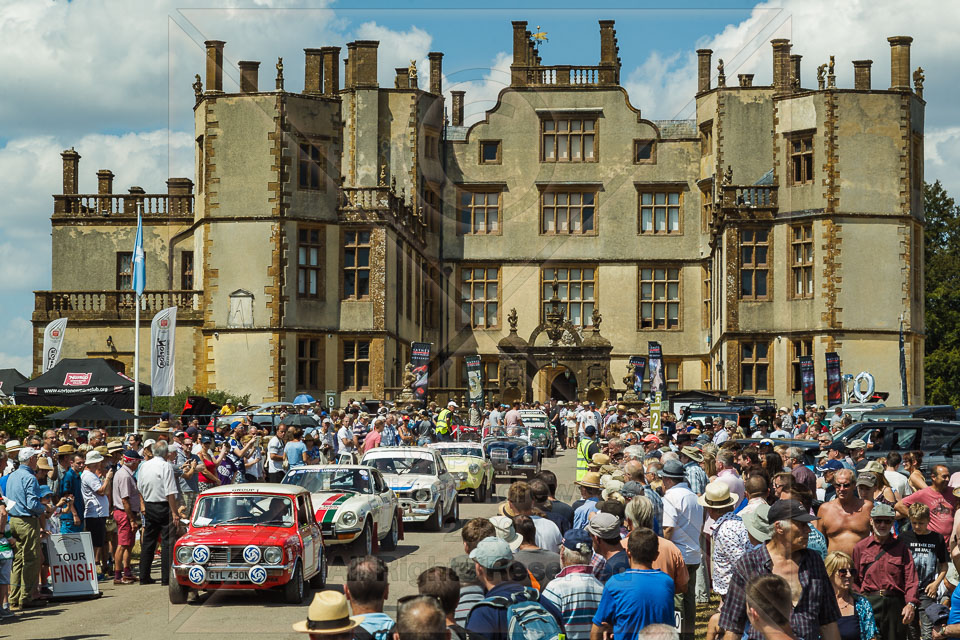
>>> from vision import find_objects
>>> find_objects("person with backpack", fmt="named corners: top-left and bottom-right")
top-left (344, 556), bottom-right (395, 640)
top-left (466, 536), bottom-right (564, 640)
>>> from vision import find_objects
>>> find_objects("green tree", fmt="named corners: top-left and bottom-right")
top-left (923, 180), bottom-right (960, 405)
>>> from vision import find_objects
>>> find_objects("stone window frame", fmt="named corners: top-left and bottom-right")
top-left (700, 186), bottom-right (714, 233)
top-left (296, 225), bottom-right (324, 300)
top-left (479, 140), bottom-right (502, 165)
top-left (297, 335), bottom-right (324, 392)
top-left (116, 251), bottom-right (133, 290)
top-left (740, 339), bottom-right (772, 395)
top-left (638, 264), bottom-right (682, 332)
top-left (539, 187), bottom-right (598, 236)
top-left (786, 129), bottom-right (815, 186)
top-left (340, 337), bottom-right (371, 392)
top-left (297, 141), bottom-right (327, 191)
top-left (637, 188), bottom-right (683, 235)
top-left (540, 115), bottom-right (599, 163)
top-left (341, 228), bottom-right (372, 300)
top-left (457, 265), bottom-right (501, 330)
top-left (633, 139), bottom-right (656, 164)
top-left (422, 126), bottom-right (440, 161)
top-left (458, 188), bottom-right (503, 236)
top-left (699, 120), bottom-right (713, 156)
top-left (421, 182), bottom-right (441, 233)
top-left (789, 223), bottom-right (814, 300)
top-left (180, 250), bottom-right (194, 290)
top-left (540, 264), bottom-right (597, 329)
top-left (789, 337), bottom-right (814, 394)
top-left (739, 227), bottom-right (771, 301)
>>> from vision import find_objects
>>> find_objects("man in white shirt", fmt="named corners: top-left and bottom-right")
top-left (81, 450), bottom-right (114, 579)
top-left (136, 441), bottom-right (179, 585)
top-left (266, 424), bottom-right (287, 483)
top-left (660, 459), bottom-right (704, 640)
top-left (885, 451), bottom-right (912, 498)
top-left (337, 422), bottom-right (356, 454)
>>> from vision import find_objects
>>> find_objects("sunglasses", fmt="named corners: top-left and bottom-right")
top-left (835, 482), bottom-right (852, 488)
top-left (836, 568), bottom-right (851, 576)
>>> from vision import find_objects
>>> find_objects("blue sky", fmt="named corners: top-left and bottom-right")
top-left (1, 0), bottom-right (957, 377)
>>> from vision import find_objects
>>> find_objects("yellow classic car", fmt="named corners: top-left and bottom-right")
top-left (428, 442), bottom-right (495, 503)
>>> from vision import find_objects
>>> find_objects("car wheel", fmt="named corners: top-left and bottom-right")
top-left (427, 501), bottom-right (443, 531)
top-left (168, 567), bottom-right (189, 605)
top-left (381, 513), bottom-right (399, 551)
top-left (473, 479), bottom-right (486, 503)
top-left (309, 550), bottom-right (327, 589)
top-left (448, 496), bottom-right (459, 525)
top-left (354, 520), bottom-right (373, 557)
top-left (284, 562), bottom-right (304, 604)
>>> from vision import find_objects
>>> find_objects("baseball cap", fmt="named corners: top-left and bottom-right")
top-left (856, 472), bottom-right (877, 487)
top-left (18, 447), bottom-right (40, 463)
top-left (122, 449), bottom-right (143, 460)
top-left (826, 442), bottom-right (847, 452)
top-left (469, 536), bottom-right (513, 569)
top-left (142, 439), bottom-right (157, 450)
top-left (585, 425), bottom-right (597, 436)
top-left (585, 512), bottom-right (621, 539)
top-left (870, 502), bottom-right (896, 518)
top-left (561, 529), bottom-right (593, 554)
top-left (742, 504), bottom-right (773, 542)
top-left (768, 499), bottom-right (817, 523)
top-left (759, 438), bottom-right (774, 447)
top-left (846, 439), bottom-right (867, 450)
top-left (38, 485), bottom-right (54, 499)
top-left (200, 434), bottom-right (213, 444)
top-left (816, 459), bottom-right (844, 473)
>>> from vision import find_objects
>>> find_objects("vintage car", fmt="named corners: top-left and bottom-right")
top-left (481, 425), bottom-right (542, 479)
top-left (428, 442), bottom-right (495, 502)
top-left (170, 484), bottom-right (326, 605)
top-left (216, 401), bottom-right (296, 428)
top-left (360, 447), bottom-right (458, 531)
top-left (281, 465), bottom-right (401, 556)
top-left (518, 409), bottom-right (558, 457)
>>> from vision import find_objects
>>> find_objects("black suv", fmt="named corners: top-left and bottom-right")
top-left (833, 420), bottom-right (960, 474)
top-left (682, 399), bottom-right (777, 432)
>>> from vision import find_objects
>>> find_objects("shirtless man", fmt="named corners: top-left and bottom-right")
top-left (816, 468), bottom-right (873, 557)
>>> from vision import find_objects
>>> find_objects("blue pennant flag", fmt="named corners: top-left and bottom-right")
top-left (132, 212), bottom-right (145, 296)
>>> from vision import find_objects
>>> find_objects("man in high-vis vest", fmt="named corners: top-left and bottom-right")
top-left (436, 401), bottom-right (456, 442)
top-left (576, 425), bottom-right (600, 481)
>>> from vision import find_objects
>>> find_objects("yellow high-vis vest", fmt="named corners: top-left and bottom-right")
top-left (576, 438), bottom-right (594, 480)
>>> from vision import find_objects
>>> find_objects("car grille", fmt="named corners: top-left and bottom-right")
top-left (207, 546), bottom-right (246, 564)
top-left (490, 449), bottom-right (509, 465)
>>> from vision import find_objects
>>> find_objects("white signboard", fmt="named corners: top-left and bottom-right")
top-left (44, 532), bottom-right (100, 597)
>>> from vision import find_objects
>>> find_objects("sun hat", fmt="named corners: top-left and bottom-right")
top-left (847, 439), bottom-right (867, 450)
top-left (590, 453), bottom-right (610, 467)
top-left (620, 481), bottom-right (644, 499)
top-left (38, 485), bottom-right (54, 499)
top-left (37, 456), bottom-right (54, 471)
top-left (680, 445), bottom-right (703, 462)
top-left (575, 471), bottom-right (603, 489)
top-left (85, 450), bottom-right (104, 465)
top-left (601, 480), bottom-right (624, 501)
top-left (57, 444), bottom-right (76, 455)
top-left (870, 502), bottom-right (896, 518)
top-left (658, 459), bottom-right (686, 479)
top-left (698, 480), bottom-right (739, 509)
top-left (469, 536), bottom-right (514, 569)
top-left (488, 515), bottom-right (522, 550)
top-left (585, 512), bottom-right (621, 539)
top-left (292, 591), bottom-right (364, 634)
top-left (742, 504), bottom-right (773, 543)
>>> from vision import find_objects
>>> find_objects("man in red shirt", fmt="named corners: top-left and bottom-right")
top-left (896, 464), bottom-right (958, 544)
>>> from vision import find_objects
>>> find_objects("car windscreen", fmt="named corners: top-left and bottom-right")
top-left (192, 495), bottom-right (294, 527)
top-left (437, 447), bottom-right (483, 458)
top-left (364, 456), bottom-right (436, 476)
top-left (282, 468), bottom-right (372, 494)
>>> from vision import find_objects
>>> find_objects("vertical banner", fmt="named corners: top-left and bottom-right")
top-left (799, 355), bottom-right (816, 405)
top-left (899, 318), bottom-right (908, 405)
top-left (648, 342), bottom-right (664, 396)
top-left (411, 342), bottom-right (432, 406)
top-left (825, 352), bottom-right (842, 406)
top-left (629, 356), bottom-right (647, 395)
top-left (150, 306), bottom-right (177, 396)
top-left (42, 318), bottom-right (69, 373)
top-left (465, 355), bottom-right (483, 405)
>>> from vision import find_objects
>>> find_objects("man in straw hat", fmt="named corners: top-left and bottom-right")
top-left (698, 481), bottom-right (749, 599)
top-left (7, 448), bottom-right (47, 610)
top-left (292, 590), bottom-right (364, 640)
top-left (573, 472), bottom-right (604, 529)
top-left (659, 458), bottom-right (703, 640)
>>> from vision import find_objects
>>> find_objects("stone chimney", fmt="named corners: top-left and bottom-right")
top-left (61, 148), bottom-right (80, 194)
top-left (888, 36), bottom-right (913, 91)
top-left (238, 61), bottom-right (259, 93)
top-left (304, 49), bottom-right (323, 94)
top-left (853, 60), bottom-right (873, 90)
top-left (696, 49), bottom-right (712, 93)
top-left (321, 46), bottom-right (340, 95)
top-left (428, 52), bottom-right (443, 95)
top-left (395, 67), bottom-right (410, 89)
top-left (451, 91), bottom-right (465, 126)
top-left (511, 21), bottom-right (530, 86)
top-left (598, 20), bottom-right (619, 84)
top-left (771, 39), bottom-right (792, 97)
top-left (97, 170), bottom-right (114, 195)
top-left (346, 41), bottom-right (379, 89)
top-left (205, 40), bottom-right (225, 93)
top-left (738, 74), bottom-right (754, 87)
top-left (790, 54), bottom-right (802, 89)
top-left (166, 178), bottom-right (194, 195)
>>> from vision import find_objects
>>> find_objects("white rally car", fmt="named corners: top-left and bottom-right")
top-left (360, 447), bottom-right (458, 531)
top-left (281, 465), bottom-right (401, 556)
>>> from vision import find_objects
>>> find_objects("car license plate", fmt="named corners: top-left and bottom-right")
top-left (208, 570), bottom-right (249, 581)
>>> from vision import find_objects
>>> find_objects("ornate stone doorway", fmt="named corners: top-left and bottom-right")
top-left (549, 367), bottom-right (578, 402)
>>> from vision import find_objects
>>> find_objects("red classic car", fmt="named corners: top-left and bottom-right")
top-left (170, 484), bottom-right (327, 604)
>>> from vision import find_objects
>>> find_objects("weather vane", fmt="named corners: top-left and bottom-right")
top-left (532, 25), bottom-right (548, 53)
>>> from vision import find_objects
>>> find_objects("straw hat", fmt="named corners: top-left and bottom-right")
top-left (57, 444), bottom-right (76, 456)
top-left (590, 453), bottom-right (610, 467)
top-left (292, 591), bottom-right (364, 634)
top-left (698, 481), bottom-right (739, 509)
top-left (575, 471), bottom-right (603, 489)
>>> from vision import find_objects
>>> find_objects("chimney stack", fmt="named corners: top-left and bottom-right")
top-left (696, 49), bottom-right (713, 93)
top-left (771, 39), bottom-right (792, 97)
top-left (321, 46), bottom-right (340, 95)
top-left (738, 74), bottom-right (754, 87)
top-left (395, 67), bottom-right (410, 89)
top-left (888, 36), bottom-right (913, 91)
top-left (61, 148), bottom-right (80, 195)
top-left (204, 40), bottom-right (225, 93)
top-left (346, 41), bottom-right (379, 89)
top-left (853, 60), bottom-right (873, 90)
top-left (511, 21), bottom-right (529, 86)
top-left (304, 49), bottom-right (323, 94)
top-left (451, 91), bottom-right (465, 126)
top-left (428, 52), bottom-right (443, 95)
top-left (790, 54), bottom-right (802, 90)
top-left (97, 170), bottom-right (114, 195)
top-left (238, 61), bottom-right (259, 93)
top-left (598, 20), bottom-right (619, 84)
top-left (166, 178), bottom-right (194, 196)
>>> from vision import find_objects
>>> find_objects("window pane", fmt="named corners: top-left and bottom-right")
top-left (755, 271), bottom-right (767, 297)
top-left (584, 135), bottom-right (594, 159)
top-left (486, 303), bottom-right (497, 326)
top-left (641, 210), bottom-right (653, 231)
top-left (583, 208), bottom-right (593, 231)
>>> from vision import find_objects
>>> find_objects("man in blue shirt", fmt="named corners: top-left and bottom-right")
top-left (344, 556), bottom-right (395, 639)
top-left (591, 527), bottom-right (675, 640)
top-left (7, 448), bottom-right (48, 610)
top-left (573, 472), bottom-right (603, 529)
top-left (59, 452), bottom-right (85, 529)
top-left (466, 536), bottom-right (564, 640)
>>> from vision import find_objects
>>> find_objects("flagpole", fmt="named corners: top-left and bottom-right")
top-left (134, 297), bottom-right (140, 433)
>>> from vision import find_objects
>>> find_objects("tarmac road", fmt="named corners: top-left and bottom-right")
top-left (10, 447), bottom-right (577, 640)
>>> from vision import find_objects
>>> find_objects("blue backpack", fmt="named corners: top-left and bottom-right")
top-left (481, 587), bottom-right (562, 640)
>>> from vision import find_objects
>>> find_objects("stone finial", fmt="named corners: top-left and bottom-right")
top-left (817, 63), bottom-right (827, 90)
top-left (591, 307), bottom-right (602, 330)
top-left (914, 67), bottom-right (925, 98)
top-left (716, 59), bottom-right (726, 87)
top-left (507, 308), bottom-right (518, 333)
top-left (379, 164), bottom-right (387, 187)
top-left (408, 59), bottom-right (418, 82)
top-left (193, 74), bottom-right (203, 102)
top-left (275, 57), bottom-right (284, 91)
top-left (828, 55), bottom-right (835, 76)
top-left (827, 55), bottom-right (836, 88)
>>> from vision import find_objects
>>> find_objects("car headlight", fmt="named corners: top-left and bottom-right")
top-left (415, 488), bottom-right (431, 502)
top-left (523, 452), bottom-right (534, 463)
top-left (468, 463), bottom-right (480, 475)
top-left (176, 546), bottom-right (193, 564)
top-left (339, 511), bottom-right (358, 527)
top-left (263, 546), bottom-right (283, 564)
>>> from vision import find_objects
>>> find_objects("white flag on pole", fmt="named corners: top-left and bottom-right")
top-left (150, 306), bottom-right (177, 397)
top-left (42, 318), bottom-right (68, 373)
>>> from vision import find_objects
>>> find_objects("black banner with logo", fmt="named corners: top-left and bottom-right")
top-left (825, 352), bottom-right (842, 406)
top-left (465, 355), bottom-right (483, 405)
top-left (648, 342), bottom-right (664, 395)
top-left (629, 356), bottom-right (647, 395)
top-left (411, 342), bottom-right (432, 406)
top-left (799, 355), bottom-right (816, 405)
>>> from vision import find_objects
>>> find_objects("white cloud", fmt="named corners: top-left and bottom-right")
top-left (0, 316), bottom-right (32, 375)
top-left (444, 51), bottom-right (513, 126)
top-left (354, 21), bottom-right (433, 89)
